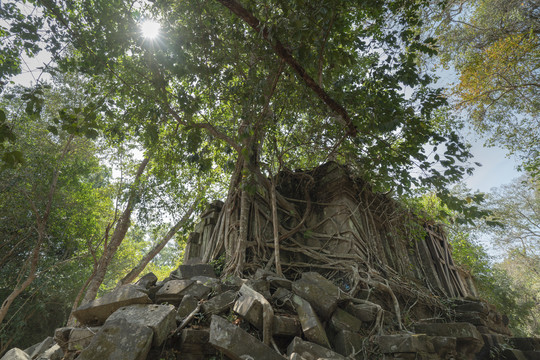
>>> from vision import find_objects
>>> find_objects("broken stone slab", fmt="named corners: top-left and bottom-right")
top-left (289, 353), bottom-right (308, 360)
top-left (170, 264), bottom-right (216, 280)
top-left (53, 327), bottom-right (72, 352)
top-left (0, 348), bottom-right (30, 360)
top-left (106, 304), bottom-right (176, 347)
top-left (500, 349), bottom-right (536, 360)
top-left (135, 272), bottom-right (157, 289)
top-left (178, 328), bottom-right (217, 356)
top-left (291, 294), bottom-right (331, 348)
top-left (155, 280), bottom-right (211, 305)
top-left (68, 327), bottom-right (100, 351)
top-left (286, 336), bottom-right (347, 360)
top-left (268, 276), bottom-right (293, 290)
top-left (35, 344), bottom-right (63, 360)
top-left (333, 330), bottom-right (365, 357)
top-left (415, 322), bottom-right (484, 359)
top-left (273, 315), bottom-right (302, 337)
top-left (25, 337), bottom-right (54, 359)
top-left (72, 284), bottom-right (152, 325)
top-left (329, 308), bottom-right (362, 333)
top-left (209, 315), bottom-right (283, 360)
top-left (246, 278), bottom-right (271, 299)
top-left (76, 318), bottom-right (153, 360)
top-left (177, 294), bottom-right (199, 319)
top-left (272, 287), bottom-right (295, 312)
top-left (201, 290), bottom-right (237, 315)
top-left (375, 334), bottom-right (436, 354)
top-left (453, 300), bottom-right (490, 315)
top-left (233, 284), bottom-right (267, 329)
top-left (292, 272), bottom-right (341, 320)
top-left (345, 302), bottom-right (379, 323)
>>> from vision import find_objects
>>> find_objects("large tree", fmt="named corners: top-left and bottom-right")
top-left (428, 0), bottom-right (539, 177)
top-left (22, 0), bottom-right (478, 275)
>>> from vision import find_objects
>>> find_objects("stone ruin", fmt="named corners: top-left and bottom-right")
top-left (2, 162), bottom-right (539, 360)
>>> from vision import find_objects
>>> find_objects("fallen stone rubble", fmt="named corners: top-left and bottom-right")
top-left (2, 264), bottom-right (539, 360)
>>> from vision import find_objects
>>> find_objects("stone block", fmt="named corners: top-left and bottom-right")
top-left (76, 318), bottom-right (153, 360)
top-left (135, 272), bottom-right (157, 289)
top-left (246, 278), bottom-right (271, 299)
top-left (333, 330), bottom-right (365, 357)
top-left (272, 287), bottom-right (295, 312)
top-left (292, 272), bottom-right (341, 320)
top-left (286, 336), bottom-right (347, 360)
top-left (106, 304), bottom-right (176, 346)
top-left (202, 290), bottom-right (237, 315)
top-left (345, 302), bottom-right (379, 323)
top-left (0, 348), bottom-right (30, 360)
top-left (375, 334), bottom-right (435, 354)
top-left (414, 322), bottom-right (484, 356)
top-left (72, 284), bottom-right (151, 325)
top-left (273, 315), bottom-right (302, 337)
top-left (453, 301), bottom-right (490, 315)
top-left (35, 344), bottom-right (63, 360)
top-left (291, 294), bottom-right (331, 348)
top-left (26, 337), bottom-right (53, 358)
top-left (289, 353), bottom-right (308, 360)
top-left (268, 276), bottom-right (293, 290)
top-left (170, 264), bottom-right (216, 280)
top-left (53, 327), bottom-right (72, 351)
top-left (68, 327), bottom-right (100, 351)
top-left (156, 280), bottom-right (211, 305)
top-left (177, 295), bottom-right (199, 319)
top-left (330, 308), bottom-right (362, 333)
top-left (233, 285), bottom-right (266, 329)
top-left (209, 315), bottom-right (283, 360)
top-left (179, 328), bottom-right (216, 356)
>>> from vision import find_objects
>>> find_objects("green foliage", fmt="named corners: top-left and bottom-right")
top-left (429, 0), bottom-right (539, 178)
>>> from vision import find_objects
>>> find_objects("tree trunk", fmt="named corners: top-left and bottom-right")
top-left (81, 157), bottom-right (150, 304)
top-left (116, 198), bottom-right (199, 287)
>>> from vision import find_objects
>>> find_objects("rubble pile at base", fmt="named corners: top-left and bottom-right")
top-left (3, 264), bottom-right (539, 360)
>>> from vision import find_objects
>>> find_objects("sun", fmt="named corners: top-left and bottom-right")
top-left (141, 20), bottom-right (161, 39)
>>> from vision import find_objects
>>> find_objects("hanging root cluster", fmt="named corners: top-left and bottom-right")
top-left (196, 162), bottom-right (451, 323)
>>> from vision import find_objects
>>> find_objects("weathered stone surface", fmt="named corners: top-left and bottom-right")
top-left (156, 280), bottom-right (211, 305)
top-left (291, 294), bottom-right (331, 348)
top-left (179, 328), bottom-right (216, 356)
top-left (209, 315), bottom-right (283, 360)
top-left (170, 264), bottom-right (216, 280)
top-left (500, 349), bottom-right (531, 360)
top-left (26, 337), bottom-right (54, 358)
top-left (155, 280), bottom-right (194, 304)
top-left (414, 322), bottom-right (482, 341)
top-left (330, 308), bottom-right (362, 333)
top-left (273, 315), bottom-right (302, 337)
top-left (106, 304), bottom-right (176, 346)
top-left (68, 327), bottom-right (100, 351)
top-left (53, 327), bottom-right (72, 352)
top-left (375, 334), bottom-right (435, 354)
top-left (76, 318), bottom-right (153, 360)
top-left (476, 334), bottom-right (507, 359)
top-left (333, 330), bottom-right (365, 357)
top-left (233, 285), bottom-right (264, 329)
top-left (286, 337), bottom-right (347, 360)
top-left (272, 287), bottom-right (295, 312)
top-left (72, 285), bottom-right (151, 325)
top-left (36, 344), bottom-right (63, 360)
top-left (267, 276), bottom-right (293, 290)
top-left (135, 272), bottom-right (157, 289)
top-left (0, 348), bottom-right (30, 360)
top-left (177, 294), bottom-right (199, 319)
top-left (453, 300), bottom-right (490, 315)
top-left (345, 302), bottom-right (379, 323)
top-left (289, 353), bottom-right (308, 360)
top-left (201, 290), bottom-right (237, 315)
top-left (246, 278), bottom-right (271, 299)
top-left (292, 272), bottom-right (341, 320)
